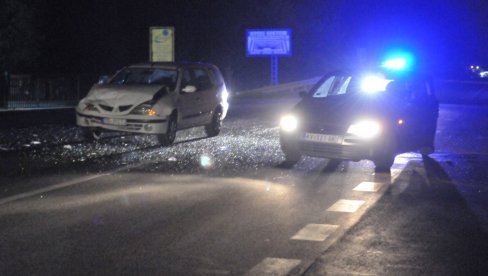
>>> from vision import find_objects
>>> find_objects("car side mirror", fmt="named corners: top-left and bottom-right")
top-left (299, 91), bottom-right (307, 98)
top-left (98, 75), bottom-right (110, 85)
top-left (182, 85), bottom-right (197, 93)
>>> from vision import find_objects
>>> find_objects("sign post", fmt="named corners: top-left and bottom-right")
top-left (246, 29), bottom-right (291, 85)
top-left (150, 27), bottom-right (175, 62)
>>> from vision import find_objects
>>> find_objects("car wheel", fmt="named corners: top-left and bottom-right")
top-left (373, 155), bottom-right (395, 172)
top-left (282, 149), bottom-right (301, 167)
top-left (205, 108), bottom-right (222, 137)
top-left (419, 146), bottom-right (434, 156)
top-left (419, 131), bottom-right (435, 157)
top-left (373, 136), bottom-right (396, 172)
top-left (82, 128), bottom-right (102, 142)
top-left (158, 114), bottom-right (177, 147)
top-left (280, 140), bottom-right (301, 166)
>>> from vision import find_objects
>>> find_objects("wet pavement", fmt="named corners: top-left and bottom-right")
top-left (1, 96), bottom-right (488, 275)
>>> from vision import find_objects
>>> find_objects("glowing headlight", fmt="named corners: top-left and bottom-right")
top-left (280, 114), bottom-right (298, 132)
top-left (347, 120), bottom-right (382, 139)
top-left (361, 76), bottom-right (392, 94)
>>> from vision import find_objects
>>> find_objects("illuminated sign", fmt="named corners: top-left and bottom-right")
top-left (246, 29), bottom-right (291, 56)
top-left (150, 27), bottom-right (174, 62)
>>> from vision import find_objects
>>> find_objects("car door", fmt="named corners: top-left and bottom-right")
top-left (178, 68), bottom-right (204, 129)
top-left (192, 67), bottom-right (217, 124)
top-left (392, 77), bottom-right (437, 150)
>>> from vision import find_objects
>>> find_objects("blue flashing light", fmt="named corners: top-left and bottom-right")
top-left (382, 58), bottom-right (407, 70)
top-left (381, 51), bottom-right (415, 71)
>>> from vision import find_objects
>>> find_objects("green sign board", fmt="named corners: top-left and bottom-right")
top-left (150, 27), bottom-right (175, 62)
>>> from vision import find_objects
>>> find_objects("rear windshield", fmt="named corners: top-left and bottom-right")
top-left (110, 68), bottom-right (178, 89)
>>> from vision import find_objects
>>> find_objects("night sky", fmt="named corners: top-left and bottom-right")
top-left (3, 0), bottom-right (488, 90)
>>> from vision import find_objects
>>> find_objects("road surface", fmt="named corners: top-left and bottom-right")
top-left (1, 95), bottom-right (487, 275)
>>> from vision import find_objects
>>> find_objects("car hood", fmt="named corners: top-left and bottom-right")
top-left (84, 84), bottom-right (166, 106)
top-left (296, 94), bottom-right (394, 129)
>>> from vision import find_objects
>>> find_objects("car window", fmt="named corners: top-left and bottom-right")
top-left (110, 68), bottom-right (177, 87)
top-left (148, 69), bottom-right (178, 89)
top-left (181, 69), bottom-right (192, 88)
top-left (312, 76), bottom-right (335, 98)
top-left (312, 75), bottom-right (352, 98)
top-left (336, 76), bottom-right (352, 95)
top-left (194, 68), bottom-right (212, 90)
top-left (208, 68), bottom-right (223, 86)
top-left (181, 68), bottom-right (213, 91)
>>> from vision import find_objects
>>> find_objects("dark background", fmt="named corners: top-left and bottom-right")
top-left (1, 0), bottom-right (488, 91)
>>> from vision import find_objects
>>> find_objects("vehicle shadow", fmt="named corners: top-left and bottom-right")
top-left (339, 155), bottom-right (488, 275)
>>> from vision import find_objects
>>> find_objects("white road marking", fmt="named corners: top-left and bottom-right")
top-left (291, 223), bottom-right (339, 241)
top-left (246, 258), bottom-right (301, 276)
top-left (327, 199), bottom-right (365, 213)
top-left (353, 181), bottom-right (384, 192)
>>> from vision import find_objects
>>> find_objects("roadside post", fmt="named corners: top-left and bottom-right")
top-left (246, 29), bottom-right (292, 85)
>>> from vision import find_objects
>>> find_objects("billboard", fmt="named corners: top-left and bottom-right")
top-left (150, 27), bottom-right (175, 62)
top-left (246, 29), bottom-right (291, 56)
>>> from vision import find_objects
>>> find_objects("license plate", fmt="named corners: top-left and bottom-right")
top-left (103, 118), bottom-right (126, 125)
top-left (304, 133), bottom-right (343, 144)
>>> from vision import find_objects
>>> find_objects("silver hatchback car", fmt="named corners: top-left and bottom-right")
top-left (76, 62), bottom-right (229, 146)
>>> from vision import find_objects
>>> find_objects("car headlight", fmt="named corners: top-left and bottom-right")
top-left (82, 103), bottom-right (99, 112)
top-left (280, 114), bottom-right (298, 132)
top-left (361, 75), bottom-right (392, 94)
top-left (346, 120), bottom-right (382, 139)
top-left (130, 102), bottom-right (157, 116)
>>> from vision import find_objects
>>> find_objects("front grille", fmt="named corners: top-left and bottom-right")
top-left (118, 124), bottom-right (143, 131)
top-left (99, 104), bottom-right (114, 112)
top-left (119, 105), bottom-right (133, 112)
top-left (306, 123), bottom-right (346, 134)
top-left (301, 141), bottom-right (369, 160)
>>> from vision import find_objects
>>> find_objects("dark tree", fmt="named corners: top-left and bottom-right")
top-left (0, 0), bottom-right (44, 72)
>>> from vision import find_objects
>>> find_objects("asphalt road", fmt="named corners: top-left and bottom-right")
top-left (0, 95), bottom-right (487, 275)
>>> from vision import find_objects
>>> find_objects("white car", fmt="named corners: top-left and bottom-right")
top-left (76, 62), bottom-right (229, 146)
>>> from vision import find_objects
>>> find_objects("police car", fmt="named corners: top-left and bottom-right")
top-left (279, 60), bottom-right (438, 171)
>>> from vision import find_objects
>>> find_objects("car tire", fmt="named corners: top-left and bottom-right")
top-left (373, 136), bottom-right (396, 172)
top-left (419, 146), bottom-right (434, 156)
top-left (281, 143), bottom-right (301, 166)
top-left (158, 114), bottom-right (177, 147)
top-left (82, 128), bottom-right (102, 142)
top-left (205, 108), bottom-right (222, 137)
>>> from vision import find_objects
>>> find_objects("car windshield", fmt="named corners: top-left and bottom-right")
top-left (311, 73), bottom-right (396, 98)
top-left (110, 67), bottom-right (178, 88)
top-left (311, 75), bottom-right (358, 98)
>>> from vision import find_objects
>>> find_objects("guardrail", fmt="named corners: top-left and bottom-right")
top-left (1, 74), bottom-right (97, 110)
top-left (2, 74), bottom-right (488, 110)
top-left (235, 77), bottom-right (321, 97)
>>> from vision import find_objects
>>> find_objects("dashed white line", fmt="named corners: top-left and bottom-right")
top-left (353, 181), bottom-right (384, 192)
top-left (291, 223), bottom-right (339, 241)
top-left (246, 258), bottom-right (301, 276)
top-left (327, 199), bottom-right (365, 213)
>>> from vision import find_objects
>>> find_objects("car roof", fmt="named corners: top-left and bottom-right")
top-left (333, 67), bottom-right (431, 81)
top-left (129, 61), bottom-right (217, 70)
